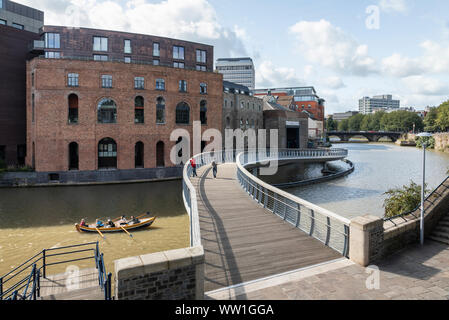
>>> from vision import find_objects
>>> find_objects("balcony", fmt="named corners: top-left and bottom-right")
top-left (29, 40), bottom-right (45, 54)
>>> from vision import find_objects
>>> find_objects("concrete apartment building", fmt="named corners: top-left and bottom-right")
top-left (253, 86), bottom-right (325, 123)
top-left (0, 0), bottom-right (43, 166)
top-left (332, 111), bottom-right (359, 121)
top-left (26, 27), bottom-right (222, 174)
top-left (359, 95), bottom-right (400, 114)
top-left (0, 0), bottom-right (43, 33)
top-left (216, 57), bottom-right (255, 91)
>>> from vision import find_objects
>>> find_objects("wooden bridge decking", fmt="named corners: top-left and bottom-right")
top-left (192, 163), bottom-right (341, 293)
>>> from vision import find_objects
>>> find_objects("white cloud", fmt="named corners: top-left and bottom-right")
top-left (289, 19), bottom-right (377, 76)
top-left (17, 0), bottom-right (248, 59)
top-left (402, 76), bottom-right (449, 96)
top-left (323, 76), bottom-right (346, 89)
top-left (379, 0), bottom-right (408, 13)
top-left (255, 60), bottom-right (305, 88)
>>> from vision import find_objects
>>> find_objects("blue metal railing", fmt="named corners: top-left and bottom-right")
top-left (0, 241), bottom-right (111, 300)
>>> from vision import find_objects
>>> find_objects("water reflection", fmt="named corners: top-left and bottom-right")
top-left (260, 143), bottom-right (449, 219)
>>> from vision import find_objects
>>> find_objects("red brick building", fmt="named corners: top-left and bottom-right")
top-left (253, 87), bottom-right (325, 123)
top-left (26, 58), bottom-right (222, 172)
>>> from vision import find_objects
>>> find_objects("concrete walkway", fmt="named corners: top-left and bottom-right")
top-left (207, 240), bottom-right (449, 300)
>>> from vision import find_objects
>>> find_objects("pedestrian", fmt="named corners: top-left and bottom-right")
top-left (190, 158), bottom-right (197, 177)
top-left (212, 160), bottom-right (217, 179)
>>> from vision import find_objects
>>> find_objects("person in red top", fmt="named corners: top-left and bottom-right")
top-left (190, 158), bottom-right (197, 177)
top-left (80, 219), bottom-right (87, 227)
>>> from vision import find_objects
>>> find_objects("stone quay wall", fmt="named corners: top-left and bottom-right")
top-left (114, 246), bottom-right (204, 300)
top-left (434, 133), bottom-right (449, 153)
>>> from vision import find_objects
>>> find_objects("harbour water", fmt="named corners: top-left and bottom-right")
top-left (0, 180), bottom-right (189, 279)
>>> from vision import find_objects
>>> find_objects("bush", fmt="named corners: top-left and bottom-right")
top-left (415, 136), bottom-right (435, 149)
top-left (383, 181), bottom-right (428, 218)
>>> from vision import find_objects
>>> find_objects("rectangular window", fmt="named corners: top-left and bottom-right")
top-left (31, 72), bottom-right (34, 87)
top-left (173, 46), bottom-right (184, 60)
top-left (101, 75), bottom-right (112, 88)
top-left (45, 33), bottom-right (60, 49)
top-left (0, 19), bottom-right (6, 25)
top-left (93, 36), bottom-right (108, 51)
top-left (45, 51), bottom-right (61, 59)
top-left (200, 83), bottom-right (207, 94)
top-left (68, 73), bottom-right (79, 87)
top-left (196, 49), bottom-right (207, 63)
top-left (124, 39), bottom-right (131, 54)
top-left (12, 23), bottom-right (24, 30)
top-left (173, 62), bottom-right (184, 69)
top-left (196, 65), bottom-right (206, 71)
top-left (93, 54), bottom-right (108, 61)
top-left (153, 59), bottom-right (160, 66)
top-left (124, 56), bottom-right (131, 63)
top-left (134, 77), bottom-right (145, 89)
top-left (156, 79), bottom-right (165, 90)
top-left (179, 80), bottom-right (187, 92)
top-left (153, 43), bottom-right (160, 57)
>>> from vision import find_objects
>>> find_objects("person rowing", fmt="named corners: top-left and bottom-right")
top-left (106, 219), bottom-right (115, 228)
top-left (129, 215), bottom-right (140, 225)
top-left (118, 215), bottom-right (128, 225)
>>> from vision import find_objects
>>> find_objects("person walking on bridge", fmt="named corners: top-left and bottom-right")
top-left (190, 158), bottom-right (197, 177)
top-left (212, 160), bottom-right (218, 179)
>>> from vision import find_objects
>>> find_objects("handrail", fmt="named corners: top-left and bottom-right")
top-left (0, 241), bottom-right (104, 300)
top-left (182, 148), bottom-right (351, 256)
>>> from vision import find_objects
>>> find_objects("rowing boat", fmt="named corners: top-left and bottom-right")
top-left (75, 216), bottom-right (156, 233)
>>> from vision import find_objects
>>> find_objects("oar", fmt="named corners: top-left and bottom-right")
top-left (120, 226), bottom-right (133, 238)
top-left (95, 228), bottom-right (105, 239)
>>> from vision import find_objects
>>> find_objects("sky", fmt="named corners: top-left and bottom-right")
top-left (15, 0), bottom-right (449, 115)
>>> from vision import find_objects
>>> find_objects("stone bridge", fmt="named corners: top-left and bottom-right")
top-left (327, 131), bottom-right (402, 142)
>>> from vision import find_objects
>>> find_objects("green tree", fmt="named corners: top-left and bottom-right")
top-left (424, 107), bottom-right (439, 132)
top-left (383, 181), bottom-right (428, 218)
top-left (415, 136), bottom-right (435, 149)
top-left (436, 101), bottom-right (449, 131)
top-left (360, 114), bottom-right (373, 131)
top-left (338, 119), bottom-right (349, 131)
top-left (347, 113), bottom-right (365, 131)
top-left (326, 116), bottom-right (337, 131)
top-left (380, 110), bottom-right (423, 132)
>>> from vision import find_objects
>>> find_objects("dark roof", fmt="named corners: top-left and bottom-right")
top-left (217, 57), bottom-right (253, 62)
top-left (223, 81), bottom-right (250, 94)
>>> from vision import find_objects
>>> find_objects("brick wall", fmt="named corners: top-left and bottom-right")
top-left (27, 57), bottom-right (223, 172)
top-left (115, 246), bottom-right (204, 300)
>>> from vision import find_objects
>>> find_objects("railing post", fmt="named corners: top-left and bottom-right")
top-left (309, 209), bottom-right (315, 236)
top-left (325, 217), bottom-right (331, 246)
top-left (37, 269), bottom-right (40, 298)
top-left (42, 249), bottom-right (46, 278)
top-left (263, 188), bottom-right (268, 209)
top-left (343, 224), bottom-right (350, 258)
top-left (295, 204), bottom-right (301, 228)
top-left (0, 276), bottom-right (3, 300)
top-left (33, 264), bottom-right (37, 300)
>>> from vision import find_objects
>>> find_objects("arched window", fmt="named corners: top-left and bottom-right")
top-left (240, 118), bottom-right (244, 129)
top-left (68, 94), bottom-right (78, 124)
top-left (176, 102), bottom-right (190, 124)
top-left (134, 96), bottom-right (144, 124)
top-left (246, 119), bottom-right (249, 129)
top-left (156, 97), bottom-right (165, 124)
top-left (156, 141), bottom-right (165, 167)
top-left (97, 98), bottom-right (117, 124)
top-left (98, 138), bottom-right (117, 169)
top-left (250, 119), bottom-right (254, 129)
top-left (69, 142), bottom-right (79, 170)
top-left (135, 141), bottom-right (144, 168)
top-left (226, 116), bottom-right (231, 129)
top-left (200, 100), bottom-right (207, 125)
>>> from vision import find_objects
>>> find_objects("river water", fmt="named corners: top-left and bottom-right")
top-left (0, 180), bottom-right (189, 281)
top-left (260, 143), bottom-right (449, 220)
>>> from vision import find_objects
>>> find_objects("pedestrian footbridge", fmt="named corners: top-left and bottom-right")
top-left (182, 149), bottom-right (352, 292)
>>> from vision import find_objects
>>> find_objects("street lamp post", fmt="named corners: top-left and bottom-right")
top-left (417, 132), bottom-right (433, 245)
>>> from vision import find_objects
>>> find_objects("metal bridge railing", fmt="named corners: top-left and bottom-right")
top-left (182, 148), bottom-right (351, 256)
top-left (0, 241), bottom-right (111, 300)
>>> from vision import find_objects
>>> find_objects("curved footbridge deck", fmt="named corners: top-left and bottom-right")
top-left (183, 149), bottom-right (352, 294)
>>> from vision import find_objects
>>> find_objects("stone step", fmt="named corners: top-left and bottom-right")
top-left (40, 286), bottom-right (105, 300)
top-left (428, 235), bottom-right (449, 245)
top-left (434, 226), bottom-right (449, 233)
top-left (431, 231), bottom-right (449, 240)
top-left (439, 220), bottom-right (449, 227)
